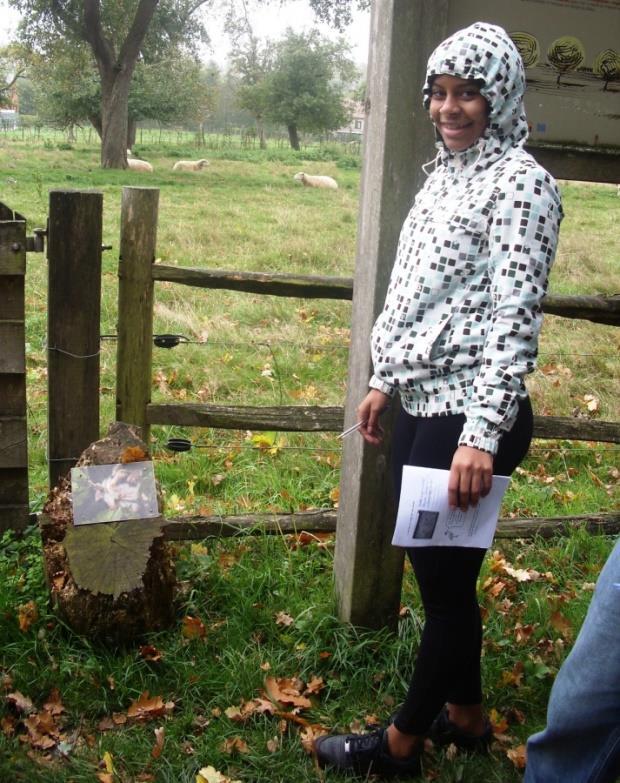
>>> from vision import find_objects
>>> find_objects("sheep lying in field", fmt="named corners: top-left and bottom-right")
top-left (127, 157), bottom-right (153, 173)
top-left (293, 172), bottom-right (338, 190)
top-left (172, 159), bottom-right (210, 172)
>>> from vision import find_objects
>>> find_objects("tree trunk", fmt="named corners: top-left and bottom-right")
top-left (287, 123), bottom-right (300, 150)
top-left (127, 118), bottom-right (137, 150)
top-left (101, 71), bottom-right (132, 168)
top-left (256, 115), bottom-right (267, 149)
top-left (40, 422), bottom-right (176, 645)
top-left (88, 113), bottom-right (103, 139)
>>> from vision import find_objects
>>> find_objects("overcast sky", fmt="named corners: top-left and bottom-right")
top-left (0, 0), bottom-right (371, 68)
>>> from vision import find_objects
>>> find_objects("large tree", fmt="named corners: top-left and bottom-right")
top-left (262, 28), bottom-right (356, 150)
top-left (9, 0), bottom-right (212, 167)
top-left (29, 43), bottom-right (216, 145)
top-left (226, 1), bottom-right (273, 148)
top-left (7, 0), bottom-right (367, 165)
top-left (0, 44), bottom-right (28, 105)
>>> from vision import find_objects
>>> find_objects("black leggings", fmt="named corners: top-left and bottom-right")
top-left (391, 398), bottom-right (533, 735)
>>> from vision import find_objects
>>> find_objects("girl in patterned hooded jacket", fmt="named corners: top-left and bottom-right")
top-left (315, 22), bottom-right (563, 779)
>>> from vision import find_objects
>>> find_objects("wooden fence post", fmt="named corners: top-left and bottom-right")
top-left (334, 0), bottom-right (449, 629)
top-left (47, 190), bottom-right (103, 489)
top-left (116, 187), bottom-right (159, 444)
top-left (0, 202), bottom-right (29, 532)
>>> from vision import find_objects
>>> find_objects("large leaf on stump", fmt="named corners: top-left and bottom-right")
top-left (64, 518), bottom-right (164, 599)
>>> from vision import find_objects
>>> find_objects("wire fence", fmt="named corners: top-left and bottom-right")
top-left (0, 122), bottom-right (363, 154)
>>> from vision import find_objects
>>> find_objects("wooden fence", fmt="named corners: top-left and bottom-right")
top-left (115, 187), bottom-right (620, 450)
top-left (0, 202), bottom-right (29, 533)
top-left (2, 187), bottom-right (618, 545)
top-left (109, 187), bottom-right (619, 551)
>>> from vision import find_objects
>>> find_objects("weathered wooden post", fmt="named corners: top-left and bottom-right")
top-left (0, 203), bottom-right (29, 533)
top-left (47, 190), bottom-right (103, 489)
top-left (116, 187), bottom-right (159, 443)
top-left (334, 0), bottom-right (448, 628)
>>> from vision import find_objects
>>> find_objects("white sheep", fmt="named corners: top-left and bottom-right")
top-left (293, 172), bottom-right (338, 190)
top-left (172, 159), bottom-right (210, 172)
top-left (127, 158), bottom-right (153, 173)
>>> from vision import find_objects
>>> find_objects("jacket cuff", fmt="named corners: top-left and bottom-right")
top-left (458, 418), bottom-right (502, 456)
top-left (369, 375), bottom-right (397, 398)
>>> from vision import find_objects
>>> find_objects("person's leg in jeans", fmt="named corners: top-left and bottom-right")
top-left (524, 538), bottom-right (620, 783)
top-left (390, 399), bottom-right (533, 740)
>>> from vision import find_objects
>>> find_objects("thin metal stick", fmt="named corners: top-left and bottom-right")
top-left (337, 420), bottom-right (367, 439)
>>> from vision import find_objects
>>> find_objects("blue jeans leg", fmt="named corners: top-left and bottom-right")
top-left (524, 537), bottom-right (620, 783)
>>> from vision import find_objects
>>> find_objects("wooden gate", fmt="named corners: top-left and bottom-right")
top-left (0, 202), bottom-right (29, 533)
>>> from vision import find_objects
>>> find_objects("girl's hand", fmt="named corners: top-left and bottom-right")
top-left (448, 446), bottom-right (493, 510)
top-left (356, 390), bottom-right (390, 446)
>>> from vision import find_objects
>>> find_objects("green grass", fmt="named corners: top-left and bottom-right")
top-left (0, 524), bottom-right (616, 782)
top-left (1, 135), bottom-right (617, 518)
top-left (0, 134), bottom-right (618, 780)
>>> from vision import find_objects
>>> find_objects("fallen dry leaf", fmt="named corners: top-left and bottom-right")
top-left (507, 743), bottom-right (527, 769)
top-left (329, 486), bottom-right (340, 508)
top-left (121, 446), bottom-right (148, 463)
top-left (445, 742), bottom-right (459, 761)
top-left (274, 611), bottom-right (294, 627)
top-left (583, 394), bottom-right (600, 413)
top-left (225, 698), bottom-right (275, 723)
top-left (6, 691), bottom-right (34, 714)
top-left (127, 692), bottom-right (171, 721)
top-left (1, 715), bottom-right (16, 737)
top-left (303, 676), bottom-right (325, 696)
top-left (151, 726), bottom-right (165, 759)
top-left (488, 708), bottom-right (509, 734)
top-left (501, 661), bottom-right (524, 688)
top-left (299, 723), bottom-right (328, 754)
top-left (264, 677), bottom-right (312, 710)
top-left (139, 644), bottom-right (164, 662)
top-left (182, 616), bottom-right (206, 640)
top-left (549, 610), bottom-right (573, 639)
top-left (42, 689), bottom-right (65, 718)
top-left (196, 766), bottom-right (242, 783)
top-left (17, 601), bottom-right (39, 632)
top-left (221, 736), bottom-right (250, 755)
top-left (504, 565), bottom-right (540, 582)
top-left (515, 623), bottom-right (536, 644)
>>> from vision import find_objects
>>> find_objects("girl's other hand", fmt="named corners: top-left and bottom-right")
top-left (448, 446), bottom-right (493, 510)
top-left (356, 390), bottom-right (390, 446)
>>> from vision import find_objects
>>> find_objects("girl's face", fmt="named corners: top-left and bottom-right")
top-left (429, 75), bottom-right (489, 151)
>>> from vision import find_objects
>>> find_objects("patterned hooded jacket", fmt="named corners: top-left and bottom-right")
top-left (369, 22), bottom-right (563, 455)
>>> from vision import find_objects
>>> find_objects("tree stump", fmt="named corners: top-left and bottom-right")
top-left (39, 422), bottom-right (176, 644)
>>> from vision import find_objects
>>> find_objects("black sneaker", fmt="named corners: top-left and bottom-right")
top-left (427, 706), bottom-right (493, 752)
top-left (314, 727), bottom-right (421, 778)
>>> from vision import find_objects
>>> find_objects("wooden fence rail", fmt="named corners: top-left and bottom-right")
top-left (112, 187), bottom-right (620, 586)
top-left (162, 509), bottom-right (620, 541)
top-left (118, 195), bottom-right (620, 447)
top-left (151, 263), bottom-right (620, 324)
top-left (146, 403), bottom-right (620, 443)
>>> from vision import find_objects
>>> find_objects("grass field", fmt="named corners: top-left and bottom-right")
top-left (0, 133), bottom-right (618, 782)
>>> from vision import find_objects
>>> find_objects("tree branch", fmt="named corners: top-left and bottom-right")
top-left (48, 0), bottom-right (84, 39)
top-left (83, 0), bottom-right (115, 72)
top-left (118, 0), bottom-right (160, 71)
top-left (0, 60), bottom-right (28, 95)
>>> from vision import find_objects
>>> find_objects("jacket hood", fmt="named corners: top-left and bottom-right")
top-left (423, 23), bottom-right (528, 162)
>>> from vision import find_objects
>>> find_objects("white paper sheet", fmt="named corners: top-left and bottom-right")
top-left (71, 461), bottom-right (159, 525)
top-left (392, 466), bottom-right (510, 549)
